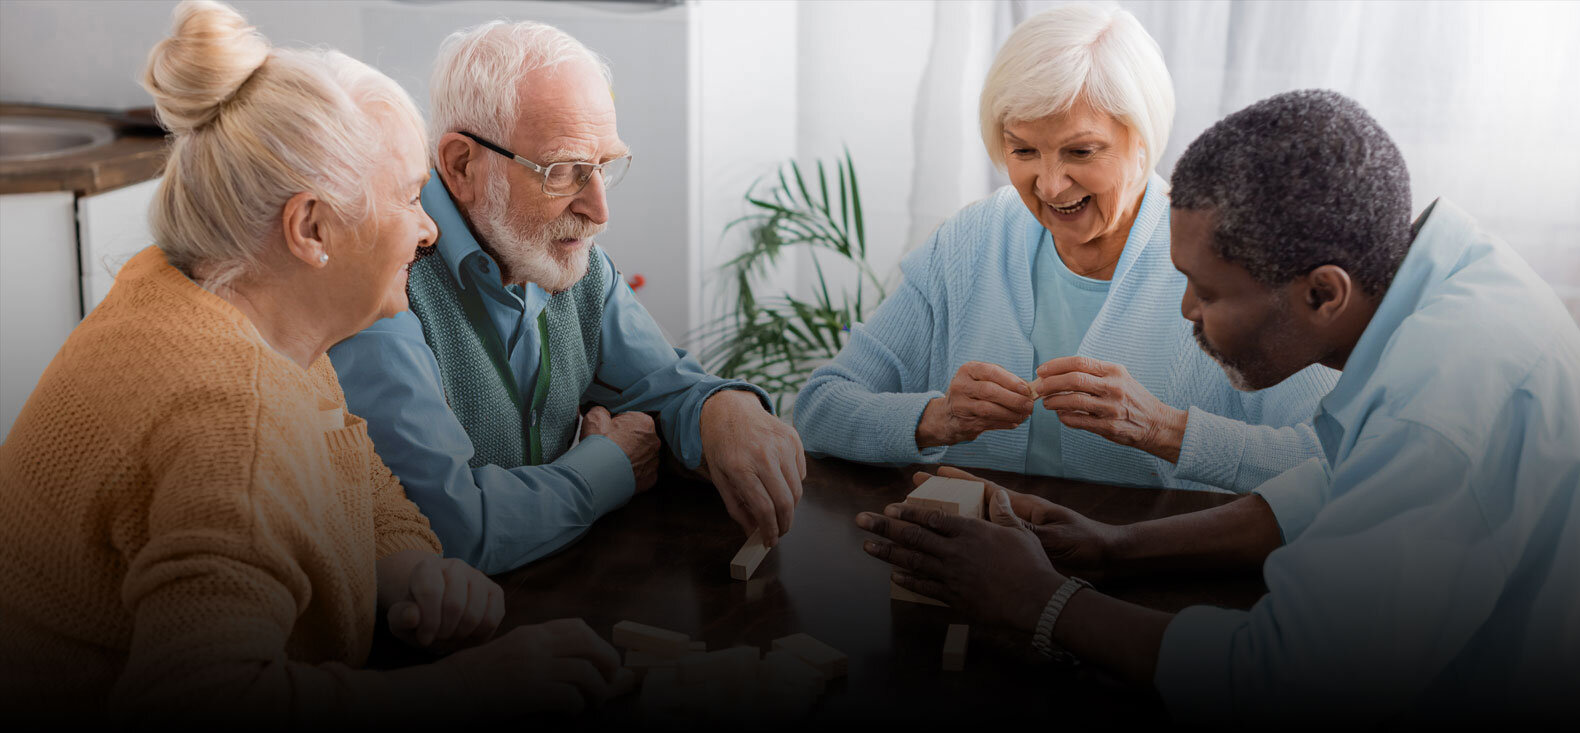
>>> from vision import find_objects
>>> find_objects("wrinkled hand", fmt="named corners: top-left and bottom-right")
top-left (379, 551), bottom-right (505, 652)
top-left (924, 466), bottom-right (1123, 580)
top-left (856, 496), bottom-right (1063, 634)
top-left (698, 389), bottom-right (805, 546)
top-left (916, 361), bottom-right (1036, 448)
top-left (1030, 356), bottom-right (1187, 462)
top-left (441, 619), bottom-right (628, 715)
top-left (581, 406), bottom-right (660, 492)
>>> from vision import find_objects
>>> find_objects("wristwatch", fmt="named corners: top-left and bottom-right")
top-left (1032, 576), bottom-right (1092, 664)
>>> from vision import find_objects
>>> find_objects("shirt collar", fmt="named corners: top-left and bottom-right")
top-left (1315, 197), bottom-right (1474, 431)
top-left (420, 172), bottom-right (552, 312)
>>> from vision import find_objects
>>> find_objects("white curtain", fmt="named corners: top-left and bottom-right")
top-left (906, 0), bottom-right (1580, 321)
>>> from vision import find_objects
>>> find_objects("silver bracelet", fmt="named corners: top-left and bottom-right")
top-left (1032, 576), bottom-right (1092, 663)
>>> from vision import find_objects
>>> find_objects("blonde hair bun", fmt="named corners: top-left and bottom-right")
top-left (141, 0), bottom-right (270, 134)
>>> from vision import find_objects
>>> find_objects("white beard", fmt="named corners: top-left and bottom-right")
top-left (472, 169), bottom-right (602, 293)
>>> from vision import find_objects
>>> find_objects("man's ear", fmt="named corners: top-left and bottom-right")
top-left (1300, 264), bottom-right (1355, 325)
top-left (281, 192), bottom-right (328, 268)
top-left (436, 132), bottom-right (483, 207)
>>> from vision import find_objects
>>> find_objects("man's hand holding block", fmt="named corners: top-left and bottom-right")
top-left (890, 476), bottom-right (985, 606)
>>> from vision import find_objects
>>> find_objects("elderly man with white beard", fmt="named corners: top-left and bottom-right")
top-left (329, 20), bottom-right (804, 575)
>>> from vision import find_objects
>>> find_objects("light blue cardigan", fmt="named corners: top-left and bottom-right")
top-left (794, 176), bottom-right (1338, 493)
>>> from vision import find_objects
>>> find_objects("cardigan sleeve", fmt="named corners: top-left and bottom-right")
top-left (368, 453), bottom-right (443, 560)
top-left (1169, 364), bottom-right (1337, 493)
top-left (110, 389), bottom-right (448, 722)
top-left (794, 243), bottom-right (949, 465)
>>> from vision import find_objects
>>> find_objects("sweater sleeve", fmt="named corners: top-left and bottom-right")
top-left (110, 395), bottom-right (444, 723)
top-left (1170, 364), bottom-right (1337, 493)
top-left (794, 244), bottom-right (947, 465)
top-left (368, 454), bottom-right (443, 560)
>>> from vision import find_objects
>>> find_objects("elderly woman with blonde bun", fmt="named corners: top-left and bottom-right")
top-left (797, 4), bottom-right (1336, 496)
top-left (0, 0), bottom-right (620, 722)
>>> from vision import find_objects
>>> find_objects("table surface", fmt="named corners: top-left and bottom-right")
top-left (376, 456), bottom-right (1267, 724)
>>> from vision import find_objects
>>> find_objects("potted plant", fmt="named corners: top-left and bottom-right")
top-left (696, 149), bottom-right (888, 414)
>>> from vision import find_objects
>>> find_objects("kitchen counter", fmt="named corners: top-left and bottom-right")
top-left (0, 104), bottom-right (167, 196)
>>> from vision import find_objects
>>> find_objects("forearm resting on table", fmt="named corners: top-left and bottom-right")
top-left (1056, 586), bottom-right (1173, 687)
top-left (1110, 494), bottom-right (1282, 575)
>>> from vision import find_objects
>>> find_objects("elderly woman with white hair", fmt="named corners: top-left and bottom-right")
top-left (796, 4), bottom-right (1336, 493)
top-left (0, 0), bottom-right (620, 722)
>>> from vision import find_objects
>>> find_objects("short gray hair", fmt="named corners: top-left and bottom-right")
top-left (979, 3), bottom-right (1174, 177)
top-left (428, 20), bottom-right (611, 157)
top-left (1170, 89), bottom-right (1413, 296)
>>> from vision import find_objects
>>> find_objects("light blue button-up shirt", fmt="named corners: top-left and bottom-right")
top-left (1155, 200), bottom-right (1580, 723)
top-left (329, 175), bottom-right (766, 574)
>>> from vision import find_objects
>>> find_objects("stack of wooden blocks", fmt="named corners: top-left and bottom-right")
top-left (890, 476), bottom-right (986, 606)
top-left (612, 621), bottom-right (847, 720)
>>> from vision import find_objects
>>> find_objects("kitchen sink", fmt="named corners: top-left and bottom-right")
top-left (0, 116), bottom-right (116, 163)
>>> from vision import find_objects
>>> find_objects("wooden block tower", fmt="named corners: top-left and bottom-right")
top-left (890, 476), bottom-right (985, 606)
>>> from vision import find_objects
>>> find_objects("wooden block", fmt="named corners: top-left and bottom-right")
top-left (889, 476), bottom-right (987, 606)
top-left (771, 633), bottom-right (847, 680)
top-left (942, 624), bottom-right (968, 672)
top-left (640, 666), bottom-right (682, 712)
top-left (906, 475), bottom-right (986, 519)
top-left (761, 649), bottom-right (826, 694)
top-left (678, 646), bottom-right (759, 684)
top-left (890, 579), bottom-right (948, 607)
top-left (626, 649), bottom-right (680, 669)
top-left (612, 620), bottom-right (691, 656)
top-left (730, 529), bottom-right (772, 580)
top-left (611, 667), bottom-right (638, 697)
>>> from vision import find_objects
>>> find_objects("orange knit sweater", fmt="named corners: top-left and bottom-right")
top-left (0, 246), bottom-right (443, 720)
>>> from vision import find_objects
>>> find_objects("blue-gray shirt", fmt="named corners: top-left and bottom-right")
top-left (329, 175), bottom-right (764, 574)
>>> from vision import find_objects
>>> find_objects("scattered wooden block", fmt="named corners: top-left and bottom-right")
top-left (613, 620), bottom-right (691, 656)
top-left (890, 476), bottom-right (986, 606)
top-left (626, 649), bottom-right (681, 669)
top-left (730, 529), bottom-right (772, 580)
top-left (761, 649), bottom-right (826, 694)
top-left (771, 633), bottom-right (847, 680)
top-left (679, 646), bottom-right (759, 684)
top-left (942, 624), bottom-right (968, 672)
top-left (640, 666), bottom-right (682, 713)
top-left (611, 667), bottom-right (638, 697)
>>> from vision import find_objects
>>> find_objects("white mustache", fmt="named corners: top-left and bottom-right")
top-left (544, 213), bottom-right (605, 241)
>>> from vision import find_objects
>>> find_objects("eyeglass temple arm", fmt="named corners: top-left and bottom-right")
top-left (458, 131), bottom-right (524, 164)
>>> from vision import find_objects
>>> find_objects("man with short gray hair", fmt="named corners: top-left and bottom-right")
top-left (330, 20), bottom-right (805, 574)
top-left (856, 89), bottom-right (1579, 724)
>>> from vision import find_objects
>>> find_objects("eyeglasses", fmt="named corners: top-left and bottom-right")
top-left (459, 130), bottom-right (631, 197)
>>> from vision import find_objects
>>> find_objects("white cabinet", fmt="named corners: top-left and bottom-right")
top-left (78, 178), bottom-right (158, 315)
top-left (0, 178), bottom-right (158, 442)
top-left (0, 191), bottom-right (81, 443)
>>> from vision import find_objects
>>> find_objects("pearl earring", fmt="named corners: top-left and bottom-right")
top-left (318, 253), bottom-right (329, 265)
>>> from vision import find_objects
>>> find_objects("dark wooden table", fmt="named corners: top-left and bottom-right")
top-left (426, 456), bottom-right (1266, 726)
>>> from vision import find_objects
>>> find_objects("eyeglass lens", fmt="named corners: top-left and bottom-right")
top-left (543, 156), bottom-right (631, 195)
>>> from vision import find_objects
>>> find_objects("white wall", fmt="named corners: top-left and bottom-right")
top-left (0, 0), bottom-right (700, 339)
top-left (792, 0), bottom-right (933, 302)
top-left (691, 0), bottom-right (799, 339)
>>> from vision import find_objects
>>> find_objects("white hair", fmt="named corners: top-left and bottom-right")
top-left (141, 0), bottom-right (425, 291)
top-left (427, 20), bottom-right (612, 157)
top-left (979, 3), bottom-right (1175, 178)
